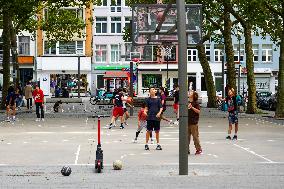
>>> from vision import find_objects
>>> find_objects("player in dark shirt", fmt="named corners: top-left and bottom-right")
top-left (144, 87), bottom-right (163, 150)
top-left (108, 88), bottom-right (127, 129)
top-left (159, 87), bottom-right (173, 124)
top-left (188, 91), bottom-right (202, 155)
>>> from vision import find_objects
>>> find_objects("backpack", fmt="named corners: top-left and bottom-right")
top-left (236, 95), bottom-right (242, 106)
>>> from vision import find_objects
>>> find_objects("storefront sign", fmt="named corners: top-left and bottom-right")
top-left (94, 65), bottom-right (136, 70)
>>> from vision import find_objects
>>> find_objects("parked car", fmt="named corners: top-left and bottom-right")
top-left (258, 93), bottom-right (277, 111)
top-left (256, 91), bottom-right (272, 109)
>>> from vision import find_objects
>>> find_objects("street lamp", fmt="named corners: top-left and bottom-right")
top-left (11, 46), bottom-right (17, 87)
top-left (237, 31), bottom-right (241, 95)
top-left (77, 50), bottom-right (83, 98)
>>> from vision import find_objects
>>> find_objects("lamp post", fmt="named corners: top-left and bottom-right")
top-left (77, 50), bottom-right (83, 98)
top-left (11, 47), bottom-right (17, 87)
top-left (238, 32), bottom-right (241, 95)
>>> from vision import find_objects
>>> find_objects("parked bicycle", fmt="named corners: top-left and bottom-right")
top-left (89, 91), bottom-right (113, 105)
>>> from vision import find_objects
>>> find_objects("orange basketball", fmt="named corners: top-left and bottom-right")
top-left (127, 97), bottom-right (133, 104)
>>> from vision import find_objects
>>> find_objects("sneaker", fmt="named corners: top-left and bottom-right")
top-left (36, 118), bottom-right (40, 122)
top-left (168, 120), bottom-right (173, 125)
top-left (133, 138), bottom-right (137, 143)
top-left (12, 117), bottom-right (16, 122)
top-left (145, 144), bottom-right (149, 150)
top-left (195, 150), bottom-right (202, 155)
top-left (5, 118), bottom-right (10, 122)
top-left (41, 118), bottom-right (45, 122)
top-left (226, 136), bottom-right (231, 140)
top-left (156, 144), bottom-right (162, 150)
top-left (232, 135), bottom-right (238, 140)
top-left (174, 120), bottom-right (179, 125)
top-left (120, 125), bottom-right (124, 129)
top-left (108, 124), bottom-right (113, 129)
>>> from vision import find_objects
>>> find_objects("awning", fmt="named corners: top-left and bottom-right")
top-left (103, 71), bottom-right (130, 79)
top-left (18, 56), bottom-right (34, 64)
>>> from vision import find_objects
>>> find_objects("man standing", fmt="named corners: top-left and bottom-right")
top-left (32, 85), bottom-right (45, 122)
top-left (24, 82), bottom-right (33, 110)
top-left (144, 87), bottom-right (163, 150)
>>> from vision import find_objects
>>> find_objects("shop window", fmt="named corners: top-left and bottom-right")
top-left (97, 75), bottom-right (105, 89)
top-left (142, 74), bottom-right (162, 88)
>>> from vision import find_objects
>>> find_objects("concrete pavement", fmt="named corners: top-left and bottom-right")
top-left (0, 110), bottom-right (284, 188)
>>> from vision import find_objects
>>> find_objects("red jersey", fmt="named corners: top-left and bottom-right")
top-left (138, 108), bottom-right (147, 121)
top-left (33, 89), bottom-right (44, 103)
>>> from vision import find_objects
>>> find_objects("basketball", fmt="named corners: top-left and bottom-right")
top-left (61, 166), bottom-right (72, 176)
top-left (157, 12), bottom-right (164, 22)
top-left (127, 97), bottom-right (133, 104)
top-left (113, 160), bottom-right (123, 170)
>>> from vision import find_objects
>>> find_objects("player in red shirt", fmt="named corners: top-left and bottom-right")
top-left (133, 102), bottom-right (153, 143)
top-left (32, 85), bottom-right (45, 122)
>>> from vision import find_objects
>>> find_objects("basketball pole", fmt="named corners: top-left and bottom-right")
top-left (177, 0), bottom-right (189, 175)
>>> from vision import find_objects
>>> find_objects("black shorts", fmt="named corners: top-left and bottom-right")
top-left (147, 120), bottom-right (160, 132)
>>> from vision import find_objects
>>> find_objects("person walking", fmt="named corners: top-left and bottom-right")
top-left (24, 82), bottom-right (33, 110)
top-left (134, 102), bottom-right (153, 143)
top-left (32, 85), bottom-right (45, 122)
top-left (15, 86), bottom-right (24, 110)
top-left (188, 91), bottom-right (202, 155)
top-left (144, 87), bottom-right (163, 150)
top-left (5, 86), bottom-right (17, 122)
top-left (173, 85), bottom-right (179, 125)
top-left (225, 88), bottom-right (239, 140)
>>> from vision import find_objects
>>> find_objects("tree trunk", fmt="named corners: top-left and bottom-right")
top-left (1, 11), bottom-right (11, 109)
top-left (223, 4), bottom-right (236, 91)
top-left (244, 24), bottom-right (256, 114)
top-left (197, 44), bottom-right (217, 108)
top-left (275, 23), bottom-right (284, 118)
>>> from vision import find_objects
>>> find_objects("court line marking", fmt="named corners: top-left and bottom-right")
top-left (233, 144), bottom-right (274, 163)
top-left (74, 145), bottom-right (81, 165)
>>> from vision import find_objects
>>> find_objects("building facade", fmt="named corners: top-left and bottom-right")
top-left (92, 0), bottom-right (132, 94)
top-left (36, 5), bottom-right (93, 96)
top-left (0, 30), bottom-right (36, 88)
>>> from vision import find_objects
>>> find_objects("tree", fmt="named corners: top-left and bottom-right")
top-left (0, 0), bottom-right (94, 109)
top-left (223, 0), bottom-right (257, 114)
top-left (255, 0), bottom-right (284, 118)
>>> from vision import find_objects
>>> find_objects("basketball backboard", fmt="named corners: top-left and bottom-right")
top-left (132, 4), bottom-right (202, 46)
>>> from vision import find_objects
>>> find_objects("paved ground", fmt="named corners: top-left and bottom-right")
top-left (0, 105), bottom-right (284, 188)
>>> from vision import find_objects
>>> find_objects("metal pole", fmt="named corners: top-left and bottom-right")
top-left (238, 37), bottom-right (241, 95)
top-left (136, 63), bottom-right (139, 95)
top-left (129, 61), bottom-right (134, 116)
top-left (222, 46), bottom-right (225, 99)
top-left (78, 55), bottom-right (81, 98)
top-left (177, 0), bottom-right (188, 175)
top-left (12, 50), bottom-right (16, 86)
top-left (167, 59), bottom-right (169, 88)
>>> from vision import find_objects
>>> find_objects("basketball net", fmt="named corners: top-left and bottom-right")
top-left (160, 45), bottom-right (173, 58)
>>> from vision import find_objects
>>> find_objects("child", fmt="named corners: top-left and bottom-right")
top-left (225, 88), bottom-right (238, 140)
top-left (188, 91), bottom-right (202, 155)
top-left (6, 86), bottom-right (16, 122)
top-left (134, 102), bottom-right (153, 143)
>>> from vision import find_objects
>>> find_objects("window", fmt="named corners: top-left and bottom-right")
top-left (253, 44), bottom-right (259, 62)
top-left (96, 17), bottom-right (107, 33)
top-left (234, 44), bottom-right (244, 62)
top-left (99, 0), bottom-right (107, 6)
top-left (201, 74), bottom-right (207, 91)
top-left (18, 36), bottom-right (30, 55)
top-left (97, 75), bottom-right (105, 89)
top-left (111, 0), bottom-right (121, 12)
top-left (188, 75), bottom-right (196, 91)
top-left (215, 73), bottom-right (223, 92)
top-left (76, 41), bottom-right (84, 54)
top-left (44, 41), bottom-right (56, 55)
top-left (142, 74), bottom-right (162, 88)
top-left (95, 45), bottom-right (107, 63)
top-left (214, 48), bottom-right (223, 62)
top-left (187, 48), bottom-right (197, 62)
top-left (124, 17), bottom-right (131, 30)
top-left (59, 41), bottom-right (76, 54)
top-left (111, 44), bottom-right (121, 63)
top-left (205, 44), bottom-right (210, 61)
top-left (111, 17), bottom-right (122, 33)
top-left (44, 8), bottom-right (83, 20)
top-left (262, 44), bottom-right (272, 62)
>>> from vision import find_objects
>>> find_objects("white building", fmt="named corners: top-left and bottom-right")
top-left (92, 0), bottom-right (132, 94)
